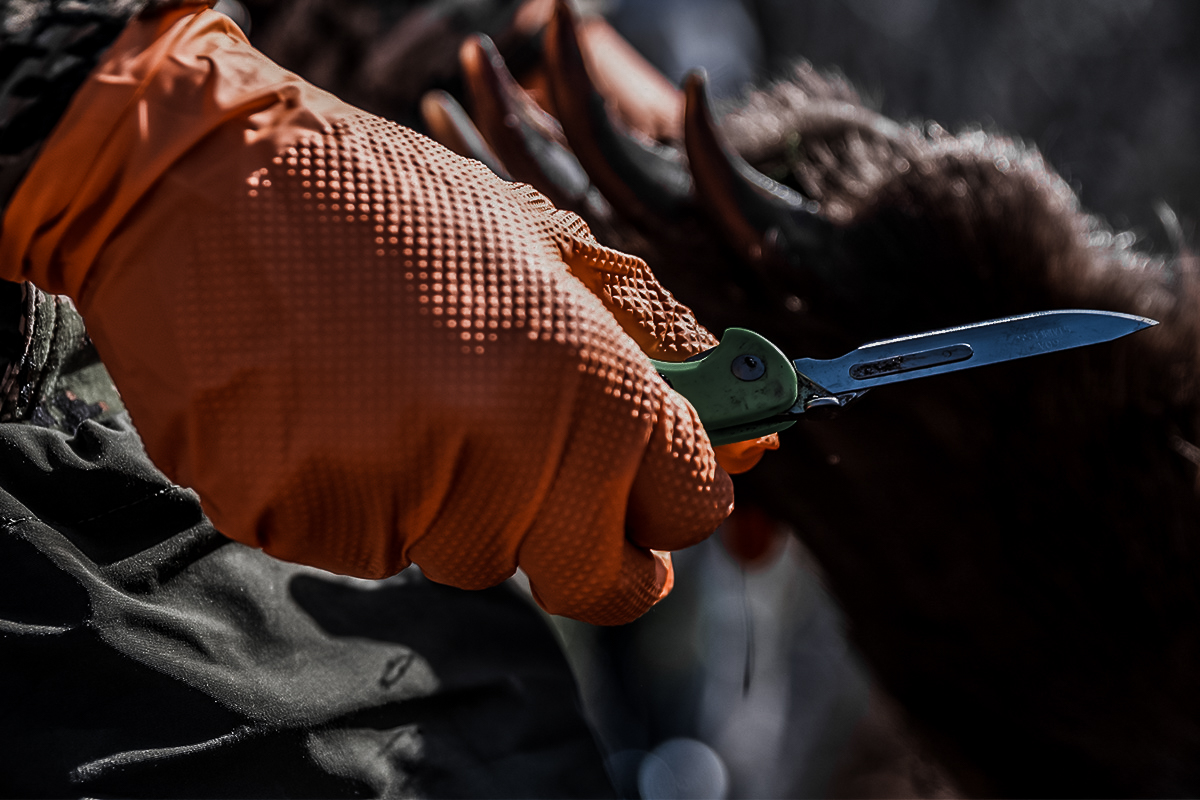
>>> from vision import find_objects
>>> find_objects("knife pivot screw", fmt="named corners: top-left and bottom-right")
top-left (731, 354), bottom-right (766, 381)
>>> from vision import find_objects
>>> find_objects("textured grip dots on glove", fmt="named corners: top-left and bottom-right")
top-left (3, 8), bottom-right (734, 624)
top-left (149, 109), bottom-right (731, 624)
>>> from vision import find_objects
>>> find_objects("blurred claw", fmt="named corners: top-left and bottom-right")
top-left (460, 34), bottom-right (610, 219)
top-left (684, 70), bottom-right (836, 270)
top-left (420, 89), bottom-right (512, 180)
top-left (544, 0), bottom-right (692, 224)
top-left (569, 14), bottom-right (684, 144)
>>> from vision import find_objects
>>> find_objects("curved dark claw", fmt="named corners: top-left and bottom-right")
top-left (459, 34), bottom-right (611, 220)
top-left (544, 0), bottom-right (692, 224)
top-left (419, 89), bottom-right (512, 180)
top-left (683, 70), bottom-right (836, 270)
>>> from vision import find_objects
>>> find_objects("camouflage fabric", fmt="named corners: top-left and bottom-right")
top-left (0, 281), bottom-right (122, 428)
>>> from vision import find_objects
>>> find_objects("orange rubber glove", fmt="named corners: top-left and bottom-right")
top-left (0, 6), bottom-right (738, 624)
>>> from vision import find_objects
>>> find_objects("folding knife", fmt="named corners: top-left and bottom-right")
top-left (650, 310), bottom-right (1157, 445)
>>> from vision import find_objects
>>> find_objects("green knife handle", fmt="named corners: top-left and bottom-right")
top-left (649, 328), bottom-right (799, 446)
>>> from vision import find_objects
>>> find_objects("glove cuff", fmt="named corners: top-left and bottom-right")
top-left (0, 1), bottom-right (213, 213)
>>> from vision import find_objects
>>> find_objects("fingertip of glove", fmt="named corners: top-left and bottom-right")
top-left (714, 433), bottom-right (781, 475)
top-left (624, 392), bottom-right (734, 552)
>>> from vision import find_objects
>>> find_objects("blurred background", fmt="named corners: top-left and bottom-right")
top-left (222, 0), bottom-right (1200, 796)
top-left (605, 0), bottom-right (1200, 251)
top-left (228, 0), bottom-right (1200, 250)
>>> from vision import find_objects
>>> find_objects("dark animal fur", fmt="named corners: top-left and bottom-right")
top-left (694, 66), bottom-right (1200, 797)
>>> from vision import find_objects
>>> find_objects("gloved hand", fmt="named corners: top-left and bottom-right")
top-left (0, 6), bottom-right (740, 624)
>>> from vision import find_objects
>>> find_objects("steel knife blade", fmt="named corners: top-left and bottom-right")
top-left (792, 309), bottom-right (1156, 395)
top-left (650, 309), bottom-right (1157, 446)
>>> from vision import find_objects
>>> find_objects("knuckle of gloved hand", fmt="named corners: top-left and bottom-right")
top-left (527, 552), bottom-right (668, 626)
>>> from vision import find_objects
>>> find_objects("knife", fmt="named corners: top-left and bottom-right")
top-left (650, 310), bottom-right (1157, 445)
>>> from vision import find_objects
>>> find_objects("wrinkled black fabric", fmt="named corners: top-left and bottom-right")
top-left (0, 275), bottom-right (614, 798)
top-left (0, 412), bottom-right (615, 797)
